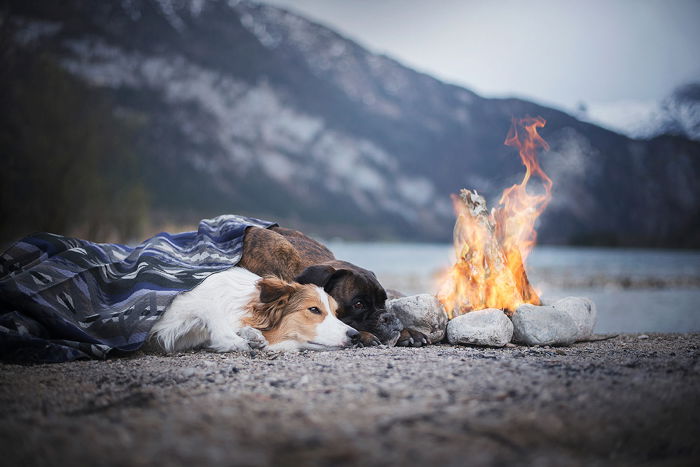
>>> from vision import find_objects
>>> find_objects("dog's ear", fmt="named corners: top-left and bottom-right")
top-left (258, 276), bottom-right (295, 303)
top-left (248, 276), bottom-right (298, 332)
top-left (295, 265), bottom-right (336, 287)
top-left (295, 265), bottom-right (352, 291)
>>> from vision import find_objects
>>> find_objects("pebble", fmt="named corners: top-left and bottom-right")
top-left (377, 388), bottom-right (391, 398)
top-left (297, 375), bottom-right (310, 386)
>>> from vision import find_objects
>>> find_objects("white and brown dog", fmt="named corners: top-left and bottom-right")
top-left (150, 267), bottom-right (359, 352)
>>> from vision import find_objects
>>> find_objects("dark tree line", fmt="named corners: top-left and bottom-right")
top-left (0, 18), bottom-right (149, 248)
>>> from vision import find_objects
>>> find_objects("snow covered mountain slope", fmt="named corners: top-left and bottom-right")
top-left (5, 0), bottom-right (700, 246)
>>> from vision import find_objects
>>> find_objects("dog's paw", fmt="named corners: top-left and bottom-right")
top-left (208, 341), bottom-right (251, 353)
top-left (237, 326), bottom-right (268, 349)
top-left (208, 334), bottom-right (251, 353)
top-left (356, 331), bottom-right (382, 347)
top-left (396, 328), bottom-right (429, 347)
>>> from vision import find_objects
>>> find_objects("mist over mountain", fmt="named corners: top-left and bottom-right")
top-left (653, 83), bottom-right (700, 142)
top-left (3, 0), bottom-right (699, 247)
top-left (586, 83), bottom-right (700, 142)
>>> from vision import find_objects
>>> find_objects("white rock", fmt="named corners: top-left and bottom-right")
top-left (511, 304), bottom-right (579, 346)
top-left (446, 308), bottom-right (514, 347)
top-left (553, 296), bottom-right (597, 340)
top-left (386, 294), bottom-right (448, 344)
top-left (511, 296), bottom-right (596, 346)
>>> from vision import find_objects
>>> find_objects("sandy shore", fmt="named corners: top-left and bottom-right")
top-left (1, 334), bottom-right (698, 466)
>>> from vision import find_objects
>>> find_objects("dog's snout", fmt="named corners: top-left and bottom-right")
top-left (346, 328), bottom-right (360, 340)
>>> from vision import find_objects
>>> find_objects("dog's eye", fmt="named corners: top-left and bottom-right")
top-left (308, 307), bottom-right (322, 315)
top-left (353, 301), bottom-right (365, 310)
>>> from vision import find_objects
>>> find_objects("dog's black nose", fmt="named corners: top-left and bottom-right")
top-left (346, 328), bottom-right (360, 340)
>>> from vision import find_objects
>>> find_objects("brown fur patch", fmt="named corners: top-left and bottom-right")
top-left (239, 227), bottom-right (305, 281)
top-left (240, 227), bottom-right (336, 281)
top-left (271, 227), bottom-right (336, 264)
top-left (242, 277), bottom-right (339, 346)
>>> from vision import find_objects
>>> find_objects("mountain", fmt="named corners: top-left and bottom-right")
top-left (3, 0), bottom-right (700, 247)
top-left (653, 83), bottom-right (700, 142)
top-left (585, 83), bottom-right (700, 142)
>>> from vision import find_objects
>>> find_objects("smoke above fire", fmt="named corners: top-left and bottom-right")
top-left (438, 116), bottom-right (552, 317)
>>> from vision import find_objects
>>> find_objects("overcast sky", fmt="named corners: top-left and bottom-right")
top-left (261, 0), bottom-right (700, 118)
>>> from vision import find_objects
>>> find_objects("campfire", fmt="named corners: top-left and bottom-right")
top-left (386, 116), bottom-right (597, 347)
top-left (438, 116), bottom-right (551, 318)
top-left (424, 116), bottom-right (597, 347)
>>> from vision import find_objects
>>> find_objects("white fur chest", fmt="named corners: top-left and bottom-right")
top-left (149, 267), bottom-right (261, 352)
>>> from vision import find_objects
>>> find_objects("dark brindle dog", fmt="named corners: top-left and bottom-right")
top-left (240, 226), bottom-right (427, 347)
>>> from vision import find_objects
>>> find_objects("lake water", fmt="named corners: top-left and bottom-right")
top-left (325, 243), bottom-right (700, 334)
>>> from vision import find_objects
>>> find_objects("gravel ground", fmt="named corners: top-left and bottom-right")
top-left (1, 334), bottom-right (699, 467)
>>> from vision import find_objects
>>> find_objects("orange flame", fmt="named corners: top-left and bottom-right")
top-left (438, 116), bottom-right (552, 317)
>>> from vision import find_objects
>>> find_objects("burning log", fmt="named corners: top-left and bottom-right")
top-left (438, 117), bottom-right (550, 318)
top-left (438, 189), bottom-right (525, 317)
top-left (493, 207), bottom-right (539, 305)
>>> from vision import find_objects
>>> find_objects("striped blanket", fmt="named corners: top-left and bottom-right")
top-left (0, 215), bottom-right (275, 363)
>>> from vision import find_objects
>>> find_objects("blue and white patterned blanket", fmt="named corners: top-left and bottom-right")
top-left (0, 215), bottom-right (275, 363)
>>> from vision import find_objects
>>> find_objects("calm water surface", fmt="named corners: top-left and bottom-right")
top-left (326, 243), bottom-right (700, 334)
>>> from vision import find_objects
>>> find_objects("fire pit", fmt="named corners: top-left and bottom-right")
top-left (434, 117), bottom-right (597, 347)
top-left (385, 117), bottom-right (596, 348)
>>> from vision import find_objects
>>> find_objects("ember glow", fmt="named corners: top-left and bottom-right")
top-left (438, 116), bottom-right (552, 318)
